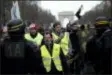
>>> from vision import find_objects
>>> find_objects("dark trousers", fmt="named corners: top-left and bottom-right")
top-left (70, 58), bottom-right (84, 74)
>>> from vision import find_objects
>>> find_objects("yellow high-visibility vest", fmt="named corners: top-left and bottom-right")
top-left (24, 33), bottom-right (43, 46)
top-left (52, 32), bottom-right (59, 41)
top-left (52, 32), bottom-right (69, 56)
top-left (40, 44), bottom-right (63, 72)
top-left (81, 31), bottom-right (86, 38)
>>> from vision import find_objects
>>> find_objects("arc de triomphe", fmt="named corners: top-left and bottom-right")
top-left (58, 11), bottom-right (75, 25)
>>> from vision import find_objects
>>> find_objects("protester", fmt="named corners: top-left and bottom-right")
top-left (35, 31), bottom-right (70, 74)
top-left (67, 23), bottom-right (82, 74)
top-left (24, 23), bottom-right (43, 46)
top-left (52, 22), bottom-right (71, 56)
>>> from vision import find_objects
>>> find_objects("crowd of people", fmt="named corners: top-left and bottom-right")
top-left (0, 16), bottom-right (112, 74)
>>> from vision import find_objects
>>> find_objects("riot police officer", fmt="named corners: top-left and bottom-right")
top-left (0, 19), bottom-right (40, 74)
top-left (85, 16), bottom-right (112, 74)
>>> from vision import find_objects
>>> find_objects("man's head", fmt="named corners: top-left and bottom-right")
top-left (53, 22), bottom-right (61, 32)
top-left (29, 23), bottom-right (39, 35)
top-left (80, 24), bottom-right (85, 30)
top-left (7, 19), bottom-right (25, 38)
top-left (71, 22), bottom-right (80, 31)
top-left (94, 16), bottom-right (109, 35)
top-left (44, 31), bottom-right (53, 45)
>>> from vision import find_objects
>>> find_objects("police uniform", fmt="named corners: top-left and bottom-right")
top-left (85, 17), bottom-right (112, 74)
top-left (0, 19), bottom-right (41, 74)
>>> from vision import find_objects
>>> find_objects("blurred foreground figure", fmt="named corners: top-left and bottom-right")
top-left (0, 19), bottom-right (39, 74)
top-left (77, 24), bottom-right (90, 53)
top-left (37, 31), bottom-right (70, 74)
top-left (85, 17), bottom-right (112, 74)
top-left (24, 23), bottom-right (43, 46)
top-left (67, 23), bottom-right (82, 74)
top-left (109, 18), bottom-right (112, 29)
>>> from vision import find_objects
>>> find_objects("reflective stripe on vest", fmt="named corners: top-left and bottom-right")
top-left (24, 33), bottom-right (43, 45)
top-left (40, 44), bottom-right (63, 72)
top-left (52, 32), bottom-right (69, 56)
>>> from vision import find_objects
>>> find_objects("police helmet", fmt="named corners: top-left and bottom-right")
top-left (95, 16), bottom-right (109, 27)
top-left (7, 19), bottom-right (25, 34)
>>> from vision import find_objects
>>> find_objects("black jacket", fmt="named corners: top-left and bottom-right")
top-left (69, 30), bottom-right (81, 58)
top-left (0, 37), bottom-right (40, 74)
top-left (85, 29), bottom-right (112, 74)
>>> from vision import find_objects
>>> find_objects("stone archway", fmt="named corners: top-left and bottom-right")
top-left (58, 11), bottom-right (74, 27)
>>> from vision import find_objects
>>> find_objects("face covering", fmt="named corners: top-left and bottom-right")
top-left (8, 31), bottom-right (24, 40)
top-left (96, 27), bottom-right (106, 37)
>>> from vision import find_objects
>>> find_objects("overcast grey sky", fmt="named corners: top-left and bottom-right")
top-left (41, 1), bottom-right (101, 20)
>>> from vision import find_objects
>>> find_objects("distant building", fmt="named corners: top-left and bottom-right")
top-left (58, 11), bottom-right (74, 26)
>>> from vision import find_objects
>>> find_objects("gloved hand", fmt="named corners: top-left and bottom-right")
top-left (67, 58), bottom-right (74, 64)
top-left (27, 41), bottom-right (40, 52)
top-left (68, 49), bottom-right (75, 58)
top-left (66, 54), bottom-right (71, 59)
top-left (54, 39), bottom-right (61, 44)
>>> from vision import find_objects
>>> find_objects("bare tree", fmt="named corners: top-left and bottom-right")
top-left (77, 1), bottom-right (111, 24)
top-left (2, 1), bottom-right (56, 27)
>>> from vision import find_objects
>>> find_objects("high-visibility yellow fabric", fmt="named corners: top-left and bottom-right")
top-left (8, 28), bottom-right (20, 32)
top-left (52, 32), bottom-right (59, 41)
top-left (81, 31), bottom-right (86, 38)
top-left (84, 24), bottom-right (88, 30)
top-left (8, 23), bottom-right (23, 32)
top-left (24, 33), bottom-right (43, 45)
top-left (77, 30), bottom-right (89, 53)
top-left (11, 23), bottom-right (23, 29)
top-left (96, 21), bottom-right (109, 25)
top-left (40, 44), bottom-right (63, 72)
top-left (52, 32), bottom-right (69, 56)
top-left (60, 32), bottom-right (69, 56)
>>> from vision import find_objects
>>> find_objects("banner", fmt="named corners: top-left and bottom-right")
top-left (11, 1), bottom-right (21, 20)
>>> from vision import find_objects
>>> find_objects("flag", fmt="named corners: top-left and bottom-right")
top-left (75, 5), bottom-right (83, 20)
top-left (11, 1), bottom-right (21, 20)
